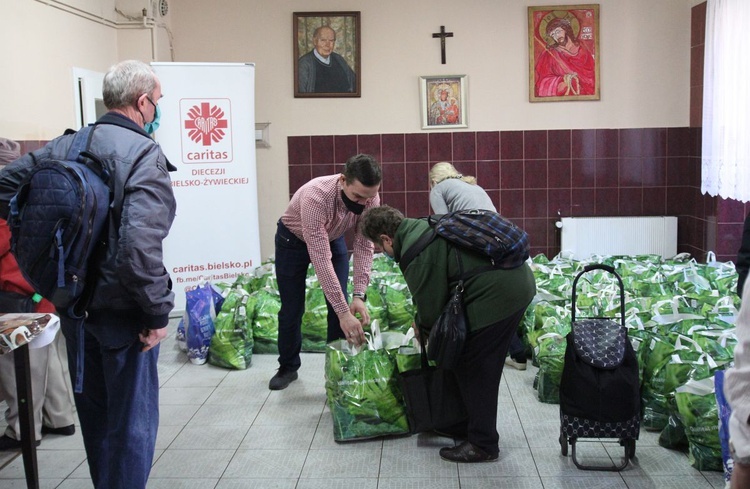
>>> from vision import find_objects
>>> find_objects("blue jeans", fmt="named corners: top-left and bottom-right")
top-left (275, 219), bottom-right (348, 371)
top-left (61, 314), bottom-right (160, 489)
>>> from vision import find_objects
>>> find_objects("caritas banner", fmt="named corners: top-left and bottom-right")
top-left (152, 63), bottom-right (261, 313)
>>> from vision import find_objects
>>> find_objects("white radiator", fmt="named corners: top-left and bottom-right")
top-left (559, 216), bottom-right (678, 259)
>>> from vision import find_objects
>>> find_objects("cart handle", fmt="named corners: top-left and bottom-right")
top-left (571, 264), bottom-right (626, 325)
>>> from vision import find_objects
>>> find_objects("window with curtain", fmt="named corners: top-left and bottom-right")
top-left (701, 0), bottom-right (750, 202)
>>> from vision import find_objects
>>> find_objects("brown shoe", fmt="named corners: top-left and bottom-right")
top-left (439, 441), bottom-right (498, 463)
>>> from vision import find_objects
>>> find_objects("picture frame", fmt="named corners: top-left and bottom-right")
top-left (293, 11), bottom-right (361, 98)
top-left (419, 75), bottom-right (468, 130)
top-left (528, 4), bottom-right (600, 102)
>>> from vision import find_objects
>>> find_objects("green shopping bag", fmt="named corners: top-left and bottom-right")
top-left (324, 321), bottom-right (410, 441)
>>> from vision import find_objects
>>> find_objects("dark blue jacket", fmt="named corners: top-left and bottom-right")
top-left (0, 113), bottom-right (176, 329)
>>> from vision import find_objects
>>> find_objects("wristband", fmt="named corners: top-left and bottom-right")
top-left (352, 292), bottom-right (367, 302)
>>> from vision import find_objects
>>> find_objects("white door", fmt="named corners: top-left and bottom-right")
top-left (73, 68), bottom-right (105, 127)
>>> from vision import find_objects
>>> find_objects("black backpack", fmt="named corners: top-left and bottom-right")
top-left (399, 209), bottom-right (530, 278)
top-left (8, 126), bottom-right (111, 315)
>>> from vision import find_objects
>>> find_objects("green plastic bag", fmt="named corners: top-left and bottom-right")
top-left (383, 281), bottom-right (415, 333)
top-left (251, 287), bottom-right (281, 354)
top-left (301, 281), bottom-right (328, 352)
top-left (535, 332), bottom-right (566, 404)
top-left (324, 329), bottom-right (410, 441)
top-left (365, 281), bottom-right (389, 328)
top-left (675, 377), bottom-right (723, 471)
top-left (208, 288), bottom-right (254, 370)
top-left (642, 335), bottom-right (706, 431)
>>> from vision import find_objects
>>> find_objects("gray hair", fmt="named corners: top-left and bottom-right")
top-left (102, 60), bottom-right (157, 110)
top-left (313, 25), bottom-right (336, 41)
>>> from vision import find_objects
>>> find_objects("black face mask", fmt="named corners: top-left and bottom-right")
top-left (341, 190), bottom-right (366, 215)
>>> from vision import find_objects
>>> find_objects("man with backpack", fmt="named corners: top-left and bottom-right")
top-left (359, 205), bottom-right (535, 463)
top-left (0, 60), bottom-right (176, 489)
top-left (0, 138), bottom-right (76, 451)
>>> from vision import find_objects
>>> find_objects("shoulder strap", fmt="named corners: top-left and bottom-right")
top-left (67, 126), bottom-right (111, 186)
top-left (399, 228), bottom-right (437, 272)
top-left (65, 126), bottom-right (94, 161)
top-left (398, 214), bottom-right (446, 271)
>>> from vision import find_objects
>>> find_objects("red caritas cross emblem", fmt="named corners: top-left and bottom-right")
top-left (184, 102), bottom-right (228, 146)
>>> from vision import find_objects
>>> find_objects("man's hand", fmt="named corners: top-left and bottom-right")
top-left (139, 327), bottom-right (168, 352)
top-left (339, 310), bottom-right (366, 346)
top-left (349, 297), bottom-right (370, 326)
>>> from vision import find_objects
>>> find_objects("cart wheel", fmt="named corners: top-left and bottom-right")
top-left (559, 431), bottom-right (568, 456)
top-left (625, 439), bottom-right (636, 459)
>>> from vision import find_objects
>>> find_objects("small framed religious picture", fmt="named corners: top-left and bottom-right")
top-left (293, 11), bottom-right (361, 98)
top-left (419, 75), bottom-right (468, 129)
top-left (528, 4), bottom-right (600, 102)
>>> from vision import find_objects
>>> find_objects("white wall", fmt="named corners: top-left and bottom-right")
top-left (0, 0), bottom-right (696, 257)
top-left (171, 0), bottom-right (693, 257)
top-left (1, 0), bottom-right (118, 138)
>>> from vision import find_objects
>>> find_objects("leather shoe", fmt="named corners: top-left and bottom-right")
top-left (42, 424), bottom-right (75, 436)
top-left (269, 368), bottom-right (298, 390)
top-left (439, 441), bottom-right (498, 463)
top-left (0, 435), bottom-right (40, 451)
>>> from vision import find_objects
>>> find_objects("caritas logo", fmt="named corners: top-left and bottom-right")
top-left (180, 98), bottom-right (233, 163)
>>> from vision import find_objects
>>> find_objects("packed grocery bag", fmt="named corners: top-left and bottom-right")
top-left (324, 320), bottom-right (410, 441)
top-left (184, 283), bottom-right (222, 365)
top-left (208, 287), bottom-right (255, 370)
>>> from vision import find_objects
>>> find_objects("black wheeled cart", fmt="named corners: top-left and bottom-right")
top-left (558, 264), bottom-right (640, 471)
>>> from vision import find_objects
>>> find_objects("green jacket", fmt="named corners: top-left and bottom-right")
top-left (394, 218), bottom-right (536, 334)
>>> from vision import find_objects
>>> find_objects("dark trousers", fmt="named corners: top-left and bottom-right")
top-left (275, 220), bottom-right (349, 371)
top-left (508, 331), bottom-right (527, 361)
top-left (455, 307), bottom-right (528, 456)
top-left (60, 315), bottom-right (159, 489)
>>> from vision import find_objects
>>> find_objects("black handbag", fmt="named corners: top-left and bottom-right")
top-left (426, 281), bottom-right (467, 370)
top-left (426, 249), bottom-right (467, 370)
top-left (0, 290), bottom-right (37, 313)
top-left (398, 331), bottom-right (468, 434)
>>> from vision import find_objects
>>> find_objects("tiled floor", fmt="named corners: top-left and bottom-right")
top-left (0, 319), bottom-right (728, 488)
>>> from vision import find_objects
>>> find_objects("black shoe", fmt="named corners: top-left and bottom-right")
top-left (0, 435), bottom-right (40, 451)
top-left (269, 368), bottom-right (298, 390)
top-left (439, 441), bottom-right (498, 463)
top-left (42, 424), bottom-right (75, 436)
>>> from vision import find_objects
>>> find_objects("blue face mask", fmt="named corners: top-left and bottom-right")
top-left (144, 103), bottom-right (161, 135)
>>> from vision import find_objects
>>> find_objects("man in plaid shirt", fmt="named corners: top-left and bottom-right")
top-left (269, 154), bottom-right (382, 390)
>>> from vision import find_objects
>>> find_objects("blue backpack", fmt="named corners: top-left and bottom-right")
top-left (8, 126), bottom-right (111, 315)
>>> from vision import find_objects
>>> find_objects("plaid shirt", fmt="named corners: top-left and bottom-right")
top-left (281, 174), bottom-right (380, 315)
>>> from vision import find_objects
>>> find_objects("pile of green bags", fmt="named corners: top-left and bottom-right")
top-left (524, 252), bottom-right (739, 471)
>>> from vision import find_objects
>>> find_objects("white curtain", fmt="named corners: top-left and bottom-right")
top-left (701, 0), bottom-right (750, 202)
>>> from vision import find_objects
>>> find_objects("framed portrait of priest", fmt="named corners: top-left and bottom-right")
top-left (528, 4), bottom-right (600, 102)
top-left (294, 11), bottom-right (361, 98)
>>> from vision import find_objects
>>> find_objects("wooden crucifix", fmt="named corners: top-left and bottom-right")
top-left (432, 25), bottom-right (453, 64)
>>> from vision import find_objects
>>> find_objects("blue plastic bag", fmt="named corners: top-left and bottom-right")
top-left (185, 284), bottom-right (217, 365)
